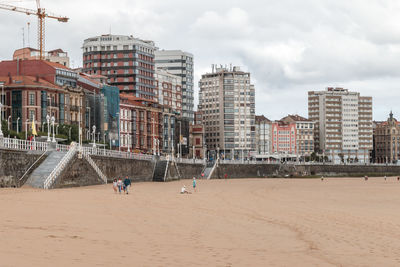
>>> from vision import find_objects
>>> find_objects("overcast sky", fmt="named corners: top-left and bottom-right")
top-left (0, 0), bottom-right (399, 121)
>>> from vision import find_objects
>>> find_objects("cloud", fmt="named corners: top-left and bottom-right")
top-left (1, 0), bottom-right (400, 121)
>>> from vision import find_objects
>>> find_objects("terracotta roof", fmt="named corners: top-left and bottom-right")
top-left (281, 114), bottom-right (311, 122)
top-left (255, 115), bottom-right (271, 122)
top-left (41, 60), bottom-right (69, 70)
top-left (0, 75), bottom-right (61, 89)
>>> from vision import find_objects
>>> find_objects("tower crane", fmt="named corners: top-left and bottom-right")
top-left (0, 0), bottom-right (69, 60)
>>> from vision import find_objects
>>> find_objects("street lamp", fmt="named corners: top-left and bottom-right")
top-left (92, 125), bottom-right (96, 147)
top-left (46, 114), bottom-right (50, 142)
top-left (7, 115), bottom-right (11, 131)
top-left (117, 112), bottom-right (120, 152)
top-left (25, 119), bottom-right (29, 140)
top-left (0, 103), bottom-right (3, 137)
top-left (16, 117), bottom-right (20, 133)
top-left (178, 120), bottom-right (182, 158)
top-left (51, 116), bottom-right (56, 142)
top-left (151, 118), bottom-right (156, 155)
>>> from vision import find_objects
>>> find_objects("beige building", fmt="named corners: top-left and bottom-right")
top-left (374, 112), bottom-right (400, 163)
top-left (198, 65), bottom-right (255, 160)
top-left (281, 114), bottom-right (314, 157)
top-left (13, 47), bottom-right (70, 67)
top-left (255, 115), bottom-right (272, 157)
top-left (308, 87), bottom-right (373, 163)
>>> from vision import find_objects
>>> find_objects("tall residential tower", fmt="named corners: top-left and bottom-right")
top-left (198, 65), bottom-right (255, 160)
top-left (82, 34), bottom-right (156, 100)
top-left (154, 50), bottom-right (194, 121)
top-left (308, 87), bottom-right (373, 163)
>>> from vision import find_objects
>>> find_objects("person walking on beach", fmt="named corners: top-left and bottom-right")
top-left (113, 179), bottom-right (118, 193)
top-left (117, 178), bottom-right (123, 194)
top-left (384, 175), bottom-right (387, 181)
top-left (397, 176), bottom-right (400, 181)
top-left (364, 175), bottom-right (368, 181)
top-left (123, 176), bottom-right (131, 194)
top-left (193, 177), bottom-right (197, 192)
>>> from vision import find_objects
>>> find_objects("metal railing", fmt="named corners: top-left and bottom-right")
top-left (56, 144), bottom-right (70, 152)
top-left (18, 150), bottom-right (47, 187)
top-left (83, 153), bottom-right (108, 184)
top-left (81, 146), bottom-right (155, 161)
top-left (1, 137), bottom-right (48, 151)
top-left (175, 157), bottom-right (205, 164)
top-left (43, 142), bottom-right (77, 189)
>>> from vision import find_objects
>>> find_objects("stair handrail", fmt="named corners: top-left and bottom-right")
top-left (43, 142), bottom-right (77, 189)
top-left (83, 153), bottom-right (108, 184)
top-left (18, 150), bottom-right (47, 187)
top-left (207, 162), bottom-right (217, 179)
top-left (163, 160), bottom-right (169, 182)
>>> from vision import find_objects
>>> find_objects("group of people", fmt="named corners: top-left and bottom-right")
top-left (181, 177), bottom-right (197, 194)
top-left (113, 176), bottom-right (131, 194)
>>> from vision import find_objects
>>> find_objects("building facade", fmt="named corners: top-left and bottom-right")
top-left (13, 47), bottom-right (70, 67)
top-left (154, 68), bottom-right (182, 114)
top-left (308, 87), bottom-right (373, 163)
top-left (189, 111), bottom-right (205, 159)
top-left (255, 115), bottom-right (271, 156)
top-left (374, 112), bottom-right (400, 163)
top-left (281, 114), bottom-right (314, 157)
top-left (154, 50), bottom-right (194, 121)
top-left (82, 34), bottom-right (156, 100)
top-left (198, 65), bottom-right (255, 160)
top-left (119, 93), bottom-right (162, 153)
top-left (271, 121), bottom-right (297, 155)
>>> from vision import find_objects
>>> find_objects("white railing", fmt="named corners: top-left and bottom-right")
top-left (56, 144), bottom-right (70, 152)
top-left (83, 153), bottom-right (108, 184)
top-left (43, 142), bottom-right (77, 189)
top-left (81, 146), bottom-right (155, 161)
top-left (1, 137), bottom-right (48, 151)
top-left (175, 157), bottom-right (205, 164)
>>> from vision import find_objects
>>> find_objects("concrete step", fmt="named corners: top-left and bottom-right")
top-left (153, 160), bottom-right (168, 182)
top-left (25, 151), bottom-right (67, 188)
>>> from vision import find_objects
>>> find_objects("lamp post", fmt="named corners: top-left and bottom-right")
top-left (178, 120), bottom-right (182, 158)
top-left (7, 115), bottom-right (11, 131)
top-left (127, 134), bottom-right (130, 152)
top-left (0, 103), bottom-right (3, 137)
top-left (152, 118), bottom-right (156, 155)
top-left (16, 117), bottom-right (20, 134)
top-left (117, 112), bottom-right (120, 152)
top-left (92, 125), bottom-right (96, 147)
top-left (69, 126), bottom-right (72, 140)
top-left (51, 116), bottom-right (56, 142)
top-left (25, 119), bottom-right (29, 140)
top-left (46, 114), bottom-right (50, 142)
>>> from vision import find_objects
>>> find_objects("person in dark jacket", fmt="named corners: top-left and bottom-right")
top-left (123, 176), bottom-right (131, 194)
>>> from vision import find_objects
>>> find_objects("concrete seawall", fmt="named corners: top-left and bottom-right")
top-left (91, 156), bottom-right (156, 182)
top-left (211, 163), bottom-right (400, 179)
top-left (0, 149), bottom-right (46, 187)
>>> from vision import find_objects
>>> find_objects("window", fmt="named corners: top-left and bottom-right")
top-left (29, 93), bottom-right (35, 106)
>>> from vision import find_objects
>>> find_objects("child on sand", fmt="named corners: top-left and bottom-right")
top-left (117, 178), bottom-right (123, 194)
top-left (193, 177), bottom-right (197, 192)
top-left (113, 179), bottom-right (118, 193)
top-left (180, 185), bottom-right (191, 194)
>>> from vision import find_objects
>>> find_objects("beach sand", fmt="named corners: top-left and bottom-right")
top-left (1, 177), bottom-right (400, 266)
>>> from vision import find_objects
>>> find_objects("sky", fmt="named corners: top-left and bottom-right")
top-left (0, 0), bottom-right (400, 121)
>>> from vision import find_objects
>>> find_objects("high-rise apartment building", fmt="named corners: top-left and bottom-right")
top-left (154, 69), bottom-right (182, 114)
top-left (198, 65), bottom-right (255, 160)
top-left (154, 50), bottom-right (194, 121)
top-left (308, 87), bottom-right (373, 163)
top-left (82, 34), bottom-right (156, 100)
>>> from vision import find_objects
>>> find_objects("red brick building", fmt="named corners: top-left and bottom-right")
top-left (119, 93), bottom-right (162, 153)
top-left (190, 111), bottom-right (205, 159)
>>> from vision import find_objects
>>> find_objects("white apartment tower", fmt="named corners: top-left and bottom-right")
top-left (198, 65), bottom-right (256, 160)
top-left (154, 50), bottom-right (194, 121)
top-left (308, 87), bottom-right (373, 163)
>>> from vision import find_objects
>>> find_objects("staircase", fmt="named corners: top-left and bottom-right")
top-left (25, 151), bottom-right (67, 188)
top-left (153, 160), bottom-right (168, 182)
top-left (83, 153), bottom-right (108, 184)
top-left (202, 161), bottom-right (216, 179)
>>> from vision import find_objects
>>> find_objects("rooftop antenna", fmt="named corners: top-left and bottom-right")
top-left (211, 64), bottom-right (214, 73)
top-left (22, 26), bottom-right (25, 47)
top-left (27, 22), bottom-right (30, 47)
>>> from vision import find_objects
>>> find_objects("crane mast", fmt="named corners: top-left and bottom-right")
top-left (0, 1), bottom-right (69, 60)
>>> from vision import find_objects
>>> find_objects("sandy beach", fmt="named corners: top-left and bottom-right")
top-left (1, 177), bottom-right (400, 266)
